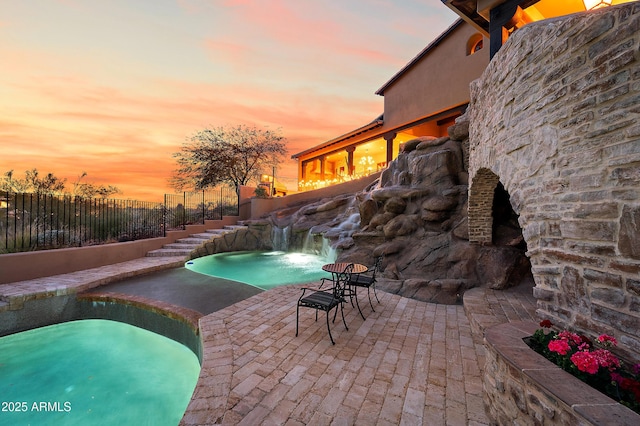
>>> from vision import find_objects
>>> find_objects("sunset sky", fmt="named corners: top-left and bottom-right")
top-left (0, 0), bottom-right (458, 201)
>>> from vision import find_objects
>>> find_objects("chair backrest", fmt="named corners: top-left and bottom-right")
top-left (333, 263), bottom-right (354, 298)
top-left (371, 256), bottom-right (383, 279)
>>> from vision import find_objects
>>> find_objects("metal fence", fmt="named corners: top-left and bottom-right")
top-left (1, 187), bottom-right (239, 254)
top-left (163, 187), bottom-right (239, 230)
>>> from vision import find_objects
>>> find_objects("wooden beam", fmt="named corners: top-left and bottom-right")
top-left (489, 0), bottom-right (540, 58)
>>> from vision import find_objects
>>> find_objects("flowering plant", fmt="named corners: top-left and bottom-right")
top-left (528, 320), bottom-right (640, 413)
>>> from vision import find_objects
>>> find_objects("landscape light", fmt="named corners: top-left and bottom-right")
top-left (583, 0), bottom-right (613, 10)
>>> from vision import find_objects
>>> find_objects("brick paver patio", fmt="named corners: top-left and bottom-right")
top-left (183, 285), bottom-right (490, 425)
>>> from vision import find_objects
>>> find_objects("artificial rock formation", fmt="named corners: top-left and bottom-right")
top-left (243, 113), bottom-right (532, 304)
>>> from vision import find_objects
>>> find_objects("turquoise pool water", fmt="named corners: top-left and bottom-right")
top-left (185, 251), bottom-right (332, 290)
top-left (0, 319), bottom-right (199, 426)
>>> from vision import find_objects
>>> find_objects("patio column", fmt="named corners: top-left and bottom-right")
top-left (319, 155), bottom-right (326, 181)
top-left (346, 146), bottom-right (356, 176)
top-left (384, 132), bottom-right (396, 165)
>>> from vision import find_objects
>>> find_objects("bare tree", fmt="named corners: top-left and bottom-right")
top-left (171, 124), bottom-right (287, 191)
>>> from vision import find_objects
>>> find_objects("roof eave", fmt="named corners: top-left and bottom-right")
top-left (440, 1), bottom-right (490, 35)
top-left (291, 118), bottom-right (384, 159)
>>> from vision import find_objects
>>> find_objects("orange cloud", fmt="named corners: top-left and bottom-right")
top-left (0, 0), bottom-right (457, 200)
top-left (1, 70), bottom-right (382, 200)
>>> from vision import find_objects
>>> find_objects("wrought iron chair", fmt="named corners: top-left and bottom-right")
top-left (296, 263), bottom-right (353, 345)
top-left (347, 256), bottom-right (382, 312)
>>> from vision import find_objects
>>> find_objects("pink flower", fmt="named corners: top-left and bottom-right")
top-left (548, 339), bottom-right (571, 356)
top-left (533, 325), bottom-right (640, 408)
top-left (597, 334), bottom-right (617, 347)
top-left (571, 351), bottom-right (599, 374)
top-left (592, 349), bottom-right (620, 370)
top-left (579, 334), bottom-right (593, 347)
top-left (558, 330), bottom-right (583, 346)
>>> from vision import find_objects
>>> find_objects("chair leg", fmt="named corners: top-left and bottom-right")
top-left (339, 302), bottom-right (349, 331)
top-left (333, 295), bottom-right (348, 323)
top-left (353, 287), bottom-right (366, 320)
top-left (347, 285), bottom-right (355, 308)
top-left (326, 310), bottom-right (335, 345)
top-left (366, 287), bottom-right (375, 312)
top-left (373, 282), bottom-right (380, 303)
top-left (296, 304), bottom-right (299, 337)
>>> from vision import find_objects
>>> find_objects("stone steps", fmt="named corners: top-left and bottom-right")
top-left (190, 232), bottom-right (227, 240)
top-left (146, 248), bottom-right (196, 257)
top-left (175, 237), bottom-right (212, 245)
top-left (146, 225), bottom-right (247, 258)
top-left (164, 242), bottom-right (202, 249)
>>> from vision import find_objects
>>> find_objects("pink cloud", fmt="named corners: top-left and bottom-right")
top-left (203, 0), bottom-right (402, 70)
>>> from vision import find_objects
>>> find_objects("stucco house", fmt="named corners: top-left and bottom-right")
top-left (293, 0), bottom-right (633, 192)
top-left (291, 19), bottom-right (489, 190)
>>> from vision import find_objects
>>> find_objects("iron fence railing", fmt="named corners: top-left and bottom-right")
top-left (1, 187), bottom-right (239, 254)
top-left (163, 187), bottom-right (239, 230)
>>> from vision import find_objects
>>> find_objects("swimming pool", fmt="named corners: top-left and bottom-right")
top-left (0, 319), bottom-right (199, 425)
top-left (185, 251), bottom-right (333, 290)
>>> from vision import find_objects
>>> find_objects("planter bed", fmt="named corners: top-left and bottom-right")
top-left (484, 321), bottom-right (639, 425)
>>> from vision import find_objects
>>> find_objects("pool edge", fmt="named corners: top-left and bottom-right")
top-left (77, 291), bottom-right (203, 362)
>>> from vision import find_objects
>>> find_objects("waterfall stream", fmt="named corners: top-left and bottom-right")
top-left (270, 225), bottom-right (337, 263)
top-left (335, 213), bottom-right (360, 240)
top-left (302, 230), bottom-right (314, 253)
top-left (270, 198), bottom-right (359, 263)
top-left (321, 237), bottom-right (337, 262)
top-left (271, 225), bottom-right (290, 252)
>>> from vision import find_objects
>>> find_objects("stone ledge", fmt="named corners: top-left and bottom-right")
top-left (0, 257), bottom-right (184, 313)
top-left (77, 291), bottom-right (201, 333)
top-left (484, 321), bottom-right (639, 425)
top-left (180, 310), bottom-right (234, 425)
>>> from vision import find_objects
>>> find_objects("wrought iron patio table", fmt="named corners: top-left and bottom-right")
top-left (322, 262), bottom-right (368, 320)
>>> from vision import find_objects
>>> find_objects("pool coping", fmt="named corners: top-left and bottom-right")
top-left (76, 291), bottom-right (201, 334)
top-left (0, 257), bottom-right (185, 312)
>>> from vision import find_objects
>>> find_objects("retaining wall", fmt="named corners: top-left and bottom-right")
top-left (484, 321), bottom-right (639, 425)
top-left (0, 217), bottom-right (239, 284)
top-left (248, 173), bottom-right (381, 219)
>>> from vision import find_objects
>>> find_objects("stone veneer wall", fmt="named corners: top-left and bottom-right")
top-left (484, 321), bottom-right (639, 425)
top-left (467, 3), bottom-right (640, 361)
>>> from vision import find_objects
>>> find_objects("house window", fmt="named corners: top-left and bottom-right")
top-left (467, 34), bottom-right (484, 56)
